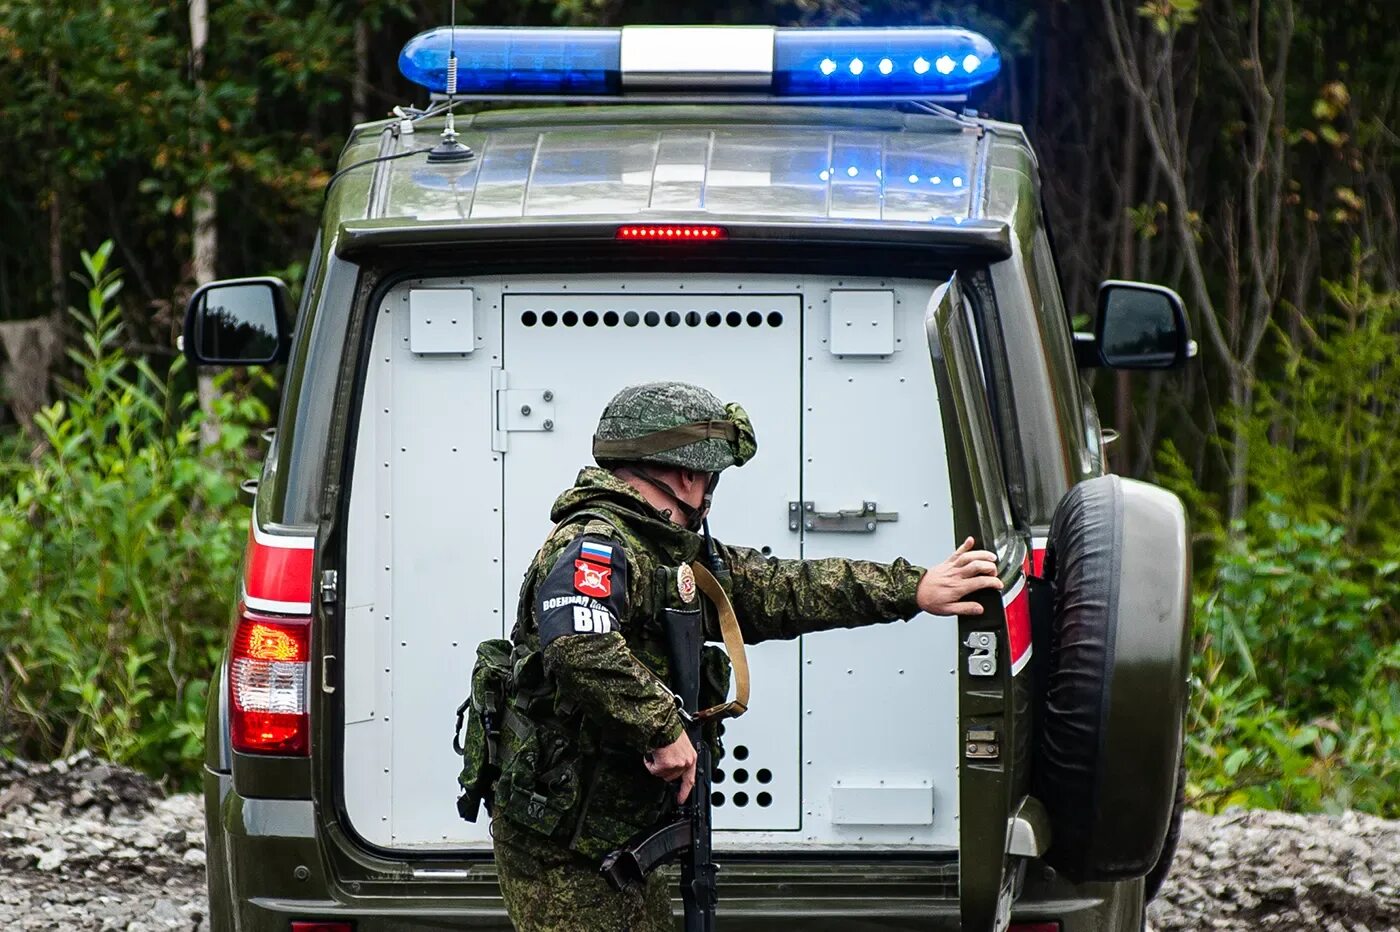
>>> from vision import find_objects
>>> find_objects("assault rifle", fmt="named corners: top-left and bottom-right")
top-left (601, 530), bottom-right (749, 932)
top-left (599, 594), bottom-right (717, 931)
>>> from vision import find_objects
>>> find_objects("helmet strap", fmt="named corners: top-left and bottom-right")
top-left (622, 466), bottom-right (712, 531)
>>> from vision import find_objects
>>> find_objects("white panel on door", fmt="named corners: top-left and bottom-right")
top-left (501, 287), bottom-right (802, 836)
top-left (409, 287), bottom-right (476, 354)
top-left (800, 279), bottom-right (960, 850)
top-left (829, 289), bottom-right (895, 356)
top-left (342, 279), bottom-right (502, 849)
top-left (343, 355), bottom-right (379, 726)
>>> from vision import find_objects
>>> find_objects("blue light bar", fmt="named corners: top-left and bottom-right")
top-left (398, 27), bottom-right (621, 95)
top-left (773, 27), bottom-right (1000, 96)
top-left (397, 26), bottom-right (1000, 98)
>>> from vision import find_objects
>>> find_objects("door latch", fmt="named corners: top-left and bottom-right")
top-left (788, 501), bottom-right (898, 533)
top-left (964, 630), bottom-right (997, 677)
top-left (321, 655), bottom-right (337, 695)
top-left (321, 569), bottom-right (338, 604)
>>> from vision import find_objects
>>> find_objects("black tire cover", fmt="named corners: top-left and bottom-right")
top-left (1034, 475), bottom-right (1191, 883)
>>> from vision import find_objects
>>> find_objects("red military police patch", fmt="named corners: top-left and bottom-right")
top-left (574, 559), bottom-right (612, 598)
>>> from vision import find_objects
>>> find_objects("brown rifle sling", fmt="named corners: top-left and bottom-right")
top-left (690, 561), bottom-right (750, 722)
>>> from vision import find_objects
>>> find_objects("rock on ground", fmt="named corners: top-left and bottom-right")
top-left (0, 753), bottom-right (206, 931)
top-left (2, 755), bottom-right (1397, 930)
top-left (1150, 808), bottom-right (1400, 932)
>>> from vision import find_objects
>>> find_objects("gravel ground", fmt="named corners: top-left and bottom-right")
top-left (2, 754), bottom-right (1397, 930)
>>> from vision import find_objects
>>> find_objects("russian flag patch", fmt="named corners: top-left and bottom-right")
top-left (580, 541), bottom-right (613, 565)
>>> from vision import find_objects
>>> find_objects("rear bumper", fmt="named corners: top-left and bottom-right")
top-left (210, 778), bottom-right (1140, 932)
top-left (235, 895), bottom-right (1131, 932)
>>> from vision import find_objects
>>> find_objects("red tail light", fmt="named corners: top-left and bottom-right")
top-left (1010, 923), bottom-right (1062, 932)
top-left (290, 923), bottom-right (352, 931)
top-left (230, 606), bottom-right (311, 756)
top-left (616, 224), bottom-right (728, 241)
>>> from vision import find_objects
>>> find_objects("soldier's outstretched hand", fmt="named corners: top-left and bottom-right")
top-left (916, 537), bottom-right (1004, 616)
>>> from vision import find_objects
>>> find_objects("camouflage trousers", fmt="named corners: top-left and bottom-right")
top-left (492, 817), bottom-right (675, 932)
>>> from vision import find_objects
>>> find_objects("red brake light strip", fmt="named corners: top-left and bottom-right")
top-left (616, 225), bottom-right (728, 241)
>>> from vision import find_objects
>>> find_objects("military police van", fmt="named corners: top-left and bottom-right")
top-left (187, 23), bottom-right (1193, 932)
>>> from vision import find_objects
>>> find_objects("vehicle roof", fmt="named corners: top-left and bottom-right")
top-left (325, 105), bottom-right (1037, 245)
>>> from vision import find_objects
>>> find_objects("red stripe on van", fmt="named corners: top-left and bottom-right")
top-left (244, 524), bottom-right (314, 608)
top-left (1004, 579), bottom-right (1031, 674)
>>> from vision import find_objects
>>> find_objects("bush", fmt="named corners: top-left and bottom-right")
top-left (1187, 513), bottom-right (1400, 817)
top-left (0, 243), bottom-right (270, 787)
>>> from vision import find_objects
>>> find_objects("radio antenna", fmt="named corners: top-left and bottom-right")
top-left (427, 0), bottom-right (474, 163)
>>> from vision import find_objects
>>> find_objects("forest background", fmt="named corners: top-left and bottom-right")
top-left (0, 0), bottom-right (1396, 816)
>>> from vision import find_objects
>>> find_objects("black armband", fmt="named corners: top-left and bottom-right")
top-left (536, 536), bottom-right (630, 648)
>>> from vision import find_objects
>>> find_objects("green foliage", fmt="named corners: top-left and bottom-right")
top-left (1180, 259), bottom-right (1400, 817)
top-left (1187, 517), bottom-right (1400, 817)
top-left (0, 244), bottom-right (268, 786)
top-left (1245, 249), bottom-right (1400, 546)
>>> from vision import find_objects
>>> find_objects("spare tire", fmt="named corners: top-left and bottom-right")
top-left (1143, 748), bottom-right (1187, 902)
top-left (1034, 475), bottom-right (1191, 883)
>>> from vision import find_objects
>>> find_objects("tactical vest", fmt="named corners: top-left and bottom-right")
top-left (455, 505), bottom-right (730, 861)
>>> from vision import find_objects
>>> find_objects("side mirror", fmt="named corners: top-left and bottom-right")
top-left (1090, 280), bottom-right (1193, 370)
top-left (183, 277), bottom-right (291, 366)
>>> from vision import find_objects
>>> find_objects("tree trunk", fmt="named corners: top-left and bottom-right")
top-left (1227, 377), bottom-right (1253, 526)
top-left (0, 319), bottom-right (62, 434)
top-left (47, 60), bottom-right (63, 325)
top-left (190, 0), bottom-right (220, 448)
top-left (353, 13), bottom-right (369, 125)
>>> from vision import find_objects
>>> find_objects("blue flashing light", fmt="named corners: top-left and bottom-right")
top-left (396, 25), bottom-right (1000, 99)
top-left (397, 26), bottom-right (622, 95)
top-left (775, 27), bottom-right (1000, 96)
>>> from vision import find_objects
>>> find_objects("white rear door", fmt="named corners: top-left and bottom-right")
top-left (341, 272), bottom-right (960, 853)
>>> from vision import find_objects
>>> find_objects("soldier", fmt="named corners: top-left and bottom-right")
top-left (490, 381), bottom-right (1004, 932)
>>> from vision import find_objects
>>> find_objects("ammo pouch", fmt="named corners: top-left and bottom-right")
top-left (484, 630), bottom-right (733, 859)
top-left (454, 638), bottom-right (513, 822)
top-left (492, 648), bottom-right (585, 839)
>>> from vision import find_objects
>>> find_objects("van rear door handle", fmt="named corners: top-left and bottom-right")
top-left (788, 501), bottom-right (898, 533)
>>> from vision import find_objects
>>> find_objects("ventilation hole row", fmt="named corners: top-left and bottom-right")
top-left (520, 309), bottom-right (784, 329)
top-left (711, 791), bottom-right (773, 808)
top-left (712, 767), bottom-right (772, 786)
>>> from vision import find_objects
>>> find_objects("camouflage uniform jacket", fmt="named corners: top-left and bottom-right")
top-left (500, 466), bottom-right (925, 859)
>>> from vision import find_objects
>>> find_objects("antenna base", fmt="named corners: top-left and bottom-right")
top-left (426, 139), bottom-right (475, 164)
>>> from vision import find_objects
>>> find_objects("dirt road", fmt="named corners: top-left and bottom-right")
top-left (2, 755), bottom-right (1396, 930)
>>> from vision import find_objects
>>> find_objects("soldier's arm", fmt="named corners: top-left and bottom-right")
top-left (711, 541), bottom-right (926, 644)
top-left (537, 535), bottom-right (685, 753)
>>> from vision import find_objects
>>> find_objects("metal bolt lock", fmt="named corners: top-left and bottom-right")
top-left (542, 390), bottom-right (554, 402)
top-left (294, 865), bottom-right (310, 881)
top-left (520, 404), bottom-right (532, 416)
top-left (543, 419), bottom-right (554, 431)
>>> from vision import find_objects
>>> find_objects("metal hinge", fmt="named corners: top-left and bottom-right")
top-left (788, 501), bottom-right (898, 533)
top-left (966, 727), bottom-right (999, 760)
top-left (320, 569), bottom-right (338, 604)
top-left (964, 630), bottom-right (997, 676)
top-left (491, 368), bottom-right (557, 452)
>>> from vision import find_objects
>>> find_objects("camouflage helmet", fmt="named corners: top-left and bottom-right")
top-left (592, 381), bottom-right (758, 473)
